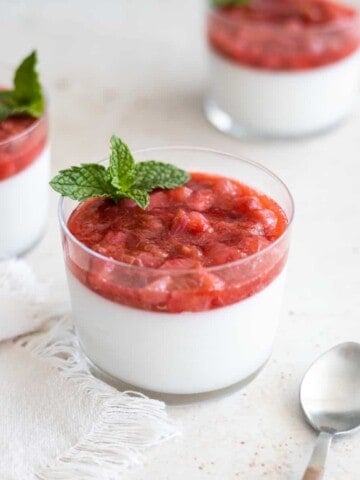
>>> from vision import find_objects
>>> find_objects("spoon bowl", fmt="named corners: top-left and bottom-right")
top-left (301, 342), bottom-right (360, 435)
top-left (300, 342), bottom-right (360, 479)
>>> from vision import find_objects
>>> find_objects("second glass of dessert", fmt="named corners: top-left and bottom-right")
top-left (53, 137), bottom-right (294, 401)
top-left (0, 51), bottom-right (49, 258)
top-left (205, 0), bottom-right (360, 138)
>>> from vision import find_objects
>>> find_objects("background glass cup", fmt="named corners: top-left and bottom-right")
top-left (204, 1), bottom-right (360, 139)
top-left (59, 147), bottom-right (294, 402)
top-left (0, 112), bottom-right (50, 258)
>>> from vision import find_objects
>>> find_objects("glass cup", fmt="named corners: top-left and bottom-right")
top-left (0, 112), bottom-right (50, 258)
top-left (204, 1), bottom-right (360, 139)
top-left (59, 148), bottom-right (294, 403)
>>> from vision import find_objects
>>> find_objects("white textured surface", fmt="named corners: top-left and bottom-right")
top-left (0, 259), bottom-right (46, 341)
top-left (2, 0), bottom-right (360, 478)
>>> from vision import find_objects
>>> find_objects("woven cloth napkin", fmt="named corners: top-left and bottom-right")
top-left (0, 260), bottom-right (178, 480)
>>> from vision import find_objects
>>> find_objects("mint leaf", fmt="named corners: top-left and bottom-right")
top-left (50, 164), bottom-right (116, 202)
top-left (108, 135), bottom-right (136, 192)
top-left (134, 161), bottom-right (190, 191)
top-left (50, 135), bottom-right (190, 209)
top-left (0, 50), bottom-right (45, 122)
top-left (0, 103), bottom-right (11, 122)
top-left (211, 0), bottom-right (249, 7)
top-left (13, 51), bottom-right (44, 116)
top-left (126, 189), bottom-right (150, 209)
top-left (0, 91), bottom-right (14, 103)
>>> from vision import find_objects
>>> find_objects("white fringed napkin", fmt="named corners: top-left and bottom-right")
top-left (0, 260), bottom-right (179, 480)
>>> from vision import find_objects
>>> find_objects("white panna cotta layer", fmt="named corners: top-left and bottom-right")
top-left (0, 145), bottom-right (50, 258)
top-left (67, 268), bottom-right (286, 395)
top-left (207, 49), bottom-right (360, 137)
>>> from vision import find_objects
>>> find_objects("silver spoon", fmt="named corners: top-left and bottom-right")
top-left (300, 342), bottom-right (360, 480)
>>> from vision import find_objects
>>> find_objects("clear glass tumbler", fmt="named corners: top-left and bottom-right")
top-left (59, 148), bottom-right (294, 402)
top-left (0, 112), bottom-right (50, 258)
top-left (204, 1), bottom-right (360, 138)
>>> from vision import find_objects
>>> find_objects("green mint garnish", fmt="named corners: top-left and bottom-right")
top-left (0, 51), bottom-right (45, 122)
top-left (109, 135), bottom-right (136, 192)
top-left (133, 161), bottom-right (191, 191)
top-left (49, 164), bottom-right (118, 203)
top-left (211, 0), bottom-right (249, 7)
top-left (50, 135), bottom-right (190, 209)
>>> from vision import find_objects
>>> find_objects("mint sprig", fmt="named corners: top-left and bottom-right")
top-left (211, 0), bottom-right (249, 7)
top-left (50, 135), bottom-right (190, 209)
top-left (0, 51), bottom-right (45, 122)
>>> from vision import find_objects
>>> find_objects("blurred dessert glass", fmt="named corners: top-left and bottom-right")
top-left (205, 0), bottom-right (360, 138)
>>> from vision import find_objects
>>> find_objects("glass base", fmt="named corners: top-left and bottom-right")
top-left (204, 97), bottom-right (348, 141)
top-left (86, 353), bottom-right (270, 406)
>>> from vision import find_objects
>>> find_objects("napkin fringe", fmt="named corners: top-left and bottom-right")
top-left (18, 318), bottom-right (180, 480)
top-left (0, 259), bottom-right (45, 302)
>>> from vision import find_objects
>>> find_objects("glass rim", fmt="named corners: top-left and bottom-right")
top-left (59, 145), bottom-right (294, 275)
top-left (208, 4), bottom-right (360, 34)
top-left (0, 113), bottom-right (47, 148)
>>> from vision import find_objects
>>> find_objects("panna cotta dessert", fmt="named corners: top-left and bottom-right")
top-left (0, 51), bottom-right (49, 258)
top-left (205, 0), bottom-right (360, 138)
top-left (52, 137), bottom-right (293, 397)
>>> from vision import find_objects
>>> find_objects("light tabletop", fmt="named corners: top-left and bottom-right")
top-left (2, 0), bottom-right (360, 478)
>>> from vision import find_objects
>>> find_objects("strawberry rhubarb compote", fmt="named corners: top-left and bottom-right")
top-left (0, 115), bottom-right (49, 257)
top-left (61, 148), bottom-right (293, 397)
top-left (205, 0), bottom-right (360, 137)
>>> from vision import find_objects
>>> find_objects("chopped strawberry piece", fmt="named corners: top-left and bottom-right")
top-left (161, 258), bottom-right (203, 270)
top-left (187, 189), bottom-right (215, 211)
top-left (187, 211), bottom-right (214, 234)
top-left (167, 291), bottom-right (213, 313)
top-left (213, 178), bottom-right (241, 197)
top-left (87, 259), bottom-right (116, 292)
top-left (168, 186), bottom-right (192, 203)
top-left (170, 209), bottom-right (190, 234)
top-left (133, 252), bottom-right (165, 268)
top-left (176, 244), bottom-right (203, 260)
top-left (252, 209), bottom-right (278, 236)
top-left (240, 236), bottom-right (271, 255)
top-left (205, 242), bottom-right (246, 266)
top-left (199, 272), bottom-right (225, 291)
top-left (234, 195), bottom-right (262, 214)
top-left (171, 209), bottom-right (213, 235)
top-left (103, 231), bottom-right (127, 245)
top-left (148, 191), bottom-right (168, 210)
top-left (138, 276), bottom-right (172, 307)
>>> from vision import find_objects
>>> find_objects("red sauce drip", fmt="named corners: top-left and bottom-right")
top-left (208, 0), bottom-right (360, 70)
top-left (66, 173), bottom-right (289, 313)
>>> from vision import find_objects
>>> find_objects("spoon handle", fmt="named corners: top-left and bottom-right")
top-left (302, 431), bottom-right (333, 480)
